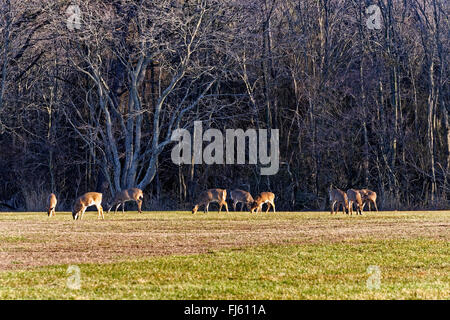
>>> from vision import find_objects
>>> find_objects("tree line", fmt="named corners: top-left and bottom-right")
top-left (0, 0), bottom-right (448, 211)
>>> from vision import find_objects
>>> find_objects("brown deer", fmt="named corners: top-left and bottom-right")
top-left (47, 193), bottom-right (57, 217)
top-left (108, 188), bottom-right (143, 214)
top-left (192, 189), bottom-right (229, 214)
top-left (230, 189), bottom-right (254, 211)
top-left (346, 189), bottom-right (363, 215)
top-left (250, 192), bottom-right (276, 213)
top-left (358, 189), bottom-right (378, 212)
top-left (329, 188), bottom-right (349, 214)
top-left (72, 192), bottom-right (104, 220)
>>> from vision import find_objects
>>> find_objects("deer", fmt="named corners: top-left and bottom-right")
top-left (346, 189), bottom-right (363, 215)
top-left (47, 193), bottom-right (57, 217)
top-left (72, 192), bottom-right (104, 220)
top-left (329, 188), bottom-right (349, 214)
top-left (250, 192), bottom-right (276, 213)
top-left (192, 189), bottom-right (229, 214)
top-left (108, 188), bottom-right (143, 214)
top-left (358, 189), bottom-right (378, 212)
top-left (230, 189), bottom-right (254, 211)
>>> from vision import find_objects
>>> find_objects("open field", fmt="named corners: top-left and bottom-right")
top-left (0, 210), bottom-right (449, 299)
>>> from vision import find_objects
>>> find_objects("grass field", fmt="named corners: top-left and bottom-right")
top-left (0, 210), bottom-right (448, 299)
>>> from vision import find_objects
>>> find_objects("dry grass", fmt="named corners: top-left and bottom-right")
top-left (0, 210), bottom-right (448, 271)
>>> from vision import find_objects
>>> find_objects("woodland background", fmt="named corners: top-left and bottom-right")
top-left (0, 0), bottom-right (448, 211)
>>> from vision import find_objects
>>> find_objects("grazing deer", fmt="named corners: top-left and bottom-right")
top-left (192, 189), bottom-right (229, 214)
top-left (329, 188), bottom-right (349, 214)
top-left (230, 189), bottom-right (254, 211)
top-left (358, 189), bottom-right (378, 212)
top-left (72, 192), bottom-right (104, 220)
top-left (250, 192), bottom-right (276, 213)
top-left (108, 188), bottom-right (143, 214)
top-left (346, 189), bottom-right (363, 215)
top-left (47, 193), bottom-right (57, 217)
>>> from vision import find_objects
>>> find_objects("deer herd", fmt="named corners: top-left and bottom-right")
top-left (329, 187), bottom-right (378, 215)
top-left (45, 186), bottom-right (378, 220)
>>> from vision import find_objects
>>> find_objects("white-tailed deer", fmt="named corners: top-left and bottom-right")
top-left (346, 189), bottom-right (363, 215)
top-left (108, 188), bottom-right (143, 214)
top-left (192, 189), bottom-right (229, 214)
top-left (47, 193), bottom-right (57, 217)
top-left (329, 188), bottom-right (349, 214)
top-left (230, 189), bottom-right (254, 211)
top-left (72, 192), bottom-right (104, 220)
top-left (250, 192), bottom-right (276, 213)
top-left (358, 189), bottom-right (378, 212)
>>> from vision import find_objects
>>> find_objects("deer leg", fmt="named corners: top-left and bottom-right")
top-left (115, 203), bottom-right (121, 214)
top-left (330, 201), bottom-right (335, 214)
top-left (80, 207), bottom-right (87, 220)
top-left (233, 201), bottom-right (237, 211)
top-left (349, 201), bottom-right (353, 215)
top-left (373, 200), bottom-right (378, 212)
top-left (137, 200), bottom-right (142, 213)
top-left (265, 202), bottom-right (271, 213)
top-left (205, 203), bottom-right (209, 213)
top-left (224, 201), bottom-right (229, 213)
top-left (122, 202), bottom-right (125, 214)
top-left (272, 201), bottom-right (276, 213)
top-left (97, 205), bottom-right (103, 220)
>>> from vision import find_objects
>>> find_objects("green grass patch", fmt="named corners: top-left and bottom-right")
top-left (0, 238), bottom-right (448, 300)
top-left (0, 236), bottom-right (28, 243)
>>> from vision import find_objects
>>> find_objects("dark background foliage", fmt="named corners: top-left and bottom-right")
top-left (0, 0), bottom-right (448, 211)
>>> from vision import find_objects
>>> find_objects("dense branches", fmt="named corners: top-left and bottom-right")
top-left (0, 0), bottom-right (448, 211)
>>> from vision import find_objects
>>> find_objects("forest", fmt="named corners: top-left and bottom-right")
top-left (0, 0), bottom-right (448, 211)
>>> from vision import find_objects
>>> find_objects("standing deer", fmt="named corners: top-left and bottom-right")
top-left (250, 192), bottom-right (276, 213)
top-left (358, 189), bottom-right (378, 212)
top-left (108, 188), bottom-right (143, 214)
top-left (192, 189), bottom-right (229, 214)
top-left (47, 193), bottom-right (57, 217)
top-left (346, 189), bottom-right (363, 215)
top-left (329, 188), bottom-right (349, 214)
top-left (230, 189), bottom-right (254, 211)
top-left (72, 192), bottom-right (104, 220)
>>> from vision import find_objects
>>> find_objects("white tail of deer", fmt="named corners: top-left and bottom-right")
top-left (358, 189), bottom-right (378, 212)
top-left (47, 193), bottom-right (57, 217)
top-left (192, 189), bottom-right (229, 214)
top-left (72, 192), bottom-right (104, 220)
top-left (346, 189), bottom-right (363, 215)
top-left (329, 188), bottom-right (349, 214)
top-left (250, 192), bottom-right (275, 213)
top-left (230, 189), bottom-right (254, 211)
top-left (108, 188), bottom-right (143, 214)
